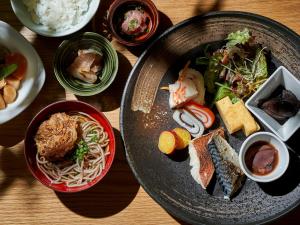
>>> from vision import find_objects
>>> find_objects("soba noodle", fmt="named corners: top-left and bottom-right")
top-left (36, 112), bottom-right (110, 187)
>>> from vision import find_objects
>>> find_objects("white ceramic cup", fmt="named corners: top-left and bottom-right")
top-left (239, 132), bottom-right (289, 182)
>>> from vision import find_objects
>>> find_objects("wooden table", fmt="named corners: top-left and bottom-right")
top-left (0, 0), bottom-right (299, 224)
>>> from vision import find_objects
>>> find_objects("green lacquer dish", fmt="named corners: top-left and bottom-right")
top-left (54, 32), bottom-right (118, 96)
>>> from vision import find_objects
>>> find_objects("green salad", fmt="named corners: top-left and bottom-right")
top-left (196, 28), bottom-right (269, 103)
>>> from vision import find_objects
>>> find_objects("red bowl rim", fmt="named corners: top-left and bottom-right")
top-left (108, 0), bottom-right (160, 46)
top-left (24, 100), bottom-right (116, 193)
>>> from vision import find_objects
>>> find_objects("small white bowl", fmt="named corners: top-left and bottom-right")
top-left (239, 132), bottom-right (289, 183)
top-left (10, 0), bottom-right (100, 37)
top-left (245, 66), bottom-right (300, 141)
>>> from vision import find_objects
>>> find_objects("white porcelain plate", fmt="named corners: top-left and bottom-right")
top-left (246, 66), bottom-right (300, 141)
top-left (0, 21), bottom-right (45, 124)
top-left (10, 0), bottom-right (100, 37)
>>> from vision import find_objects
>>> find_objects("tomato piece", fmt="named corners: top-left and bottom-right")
top-left (5, 52), bottom-right (27, 80)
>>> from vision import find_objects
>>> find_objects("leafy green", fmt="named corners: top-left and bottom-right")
top-left (195, 57), bottom-right (209, 65)
top-left (197, 28), bottom-right (268, 101)
top-left (252, 47), bottom-right (268, 80)
top-left (72, 140), bottom-right (89, 162)
top-left (214, 82), bottom-right (239, 103)
top-left (204, 53), bottom-right (223, 93)
top-left (226, 28), bottom-right (251, 48)
top-left (231, 96), bottom-right (240, 104)
top-left (0, 64), bottom-right (18, 80)
top-left (203, 44), bottom-right (211, 57)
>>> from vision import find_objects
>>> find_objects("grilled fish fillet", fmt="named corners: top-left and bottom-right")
top-left (189, 127), bottom-right (224, 189)
top-left (35, 113), bottom-right (78, 161)
top-left (207, 134), bottom-right (245, 200)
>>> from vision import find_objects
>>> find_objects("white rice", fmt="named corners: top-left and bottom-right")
top-left (23, 0), bottom-right (90, 31)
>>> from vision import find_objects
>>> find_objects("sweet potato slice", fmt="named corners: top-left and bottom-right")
top-left (173, 128), bottom-right (191, 150)
top-left (3, 85), bottom-right (17, 104)
top-left (0, 94), bottom-right (6, 109)
top-left (158, 131), bottom-right (177, 154)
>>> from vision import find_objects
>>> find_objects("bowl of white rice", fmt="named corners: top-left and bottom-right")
top-left (10, 0), bottom-right (100, 37)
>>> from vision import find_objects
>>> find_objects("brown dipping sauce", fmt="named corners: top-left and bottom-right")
top-left (245, 141), bottom-right (278, 176)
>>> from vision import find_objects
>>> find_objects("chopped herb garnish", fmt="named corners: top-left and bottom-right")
top-left (88, 130), bottom-right (97, 135)
top-left (72, 140), bottom-right (89, 162)
top-left (91, 135), bottom-right (99, 143)
top-left (128, 19), bottom-right (138, 31)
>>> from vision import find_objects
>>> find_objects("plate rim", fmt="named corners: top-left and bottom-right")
top-left (0, 20), bottom-right (46, 125)
top-left (120, 11), bottom-right (300, 225)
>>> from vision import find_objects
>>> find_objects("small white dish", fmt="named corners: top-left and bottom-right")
top-left (10, 0), bottom-right (100, 37)
top-left (0, 21), bottom-right (45, 124)
top-left (245, 66), bottom-right (300, 141)
top-left (239, 132), bottom-right (289, 183)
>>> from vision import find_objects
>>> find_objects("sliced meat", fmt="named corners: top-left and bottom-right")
top-left (121, 9), bottom-right (148, 35)
top-left (67, 49), bottom-right (103, 84)
top-left (252, 146), bottom-right (276, 174)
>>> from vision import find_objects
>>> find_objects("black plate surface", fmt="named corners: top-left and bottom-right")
top-left (120, 11), bottom-right (300, 225)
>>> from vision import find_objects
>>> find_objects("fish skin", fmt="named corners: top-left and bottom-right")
top-left (207, 135), bottom-right (245, 200)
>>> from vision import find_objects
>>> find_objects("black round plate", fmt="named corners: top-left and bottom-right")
top-left (120, 11), bottom-right (300, 225)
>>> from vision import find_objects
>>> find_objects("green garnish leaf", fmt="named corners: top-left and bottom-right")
top-left (231, 96), bottom-right (240, 104)
top-left (203, 44), bottom-right (211, 57)
top-left (214, 82), bottom-right (239, 103)
top-left (128, 19), bottom-right (139, 31)
top-left (72, 140), bottom-right (89, 162)
top-left (91, 135), bottom-right (99, 143)
top-left (195, 57), bottom-right (209, 65)
top-left (226, 28), bottom-right (251, 48)
top-left (88, 130), bottom-right (97, 135)
top-left (204, 53), bottom-right (223, 94)
top-left (252, 47), bottom-right (268, 80)
top-left (0, 64), bottom-right (18, 80)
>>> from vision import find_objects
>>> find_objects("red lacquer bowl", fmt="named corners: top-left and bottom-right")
top-left (24, 100), bottom-right (116, 192)
top-left (108, 0), bottom-right (159, 46)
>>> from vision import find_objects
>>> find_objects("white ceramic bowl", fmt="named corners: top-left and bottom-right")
top-left (246, 66), bottom-right (300, 141)
top-left (10, 0), bottom-right (100, 37)
top-left (0, 21), bottom-right (45, 124)
top-left (239, 132), bottom-right (289, 183)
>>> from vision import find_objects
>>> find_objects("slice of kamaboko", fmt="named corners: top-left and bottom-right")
top-left (185, 101), bottom-right (215, 129)
top-left (169, 79), bottom-right (198, 109)
top-left (173, 109), bottom-right (204, 138)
